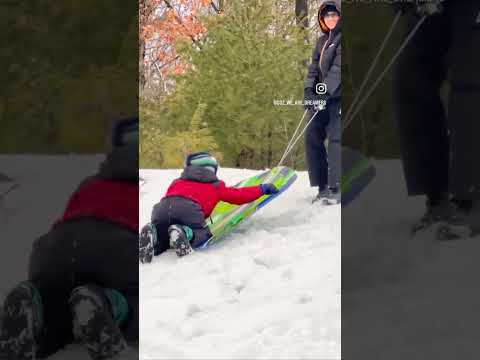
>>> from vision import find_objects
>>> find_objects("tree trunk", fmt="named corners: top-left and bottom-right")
top-left (139, 37), bottom-right (146, 91)
top-left (139, 0), bottom-right (149, 91)
top-left (295, 0), bottom-right (308, 30)
top-left (267, 121), bottom-right (273, 168)
top-left (260, 128), bottom-right (265, 168)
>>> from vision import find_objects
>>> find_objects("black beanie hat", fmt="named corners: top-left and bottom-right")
top-left (320, 4), bottom-right (339, 19)
top-left (111, 117), bottom-right (139, 148)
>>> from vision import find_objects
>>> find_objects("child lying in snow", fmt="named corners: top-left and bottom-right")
top-left (140, 152), bottom-right (279, 259)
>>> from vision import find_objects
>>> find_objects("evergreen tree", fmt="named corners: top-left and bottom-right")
top-left (141, 0), bottom-right (312, 169)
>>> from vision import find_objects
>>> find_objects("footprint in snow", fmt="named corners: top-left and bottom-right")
top-left (282, 268), bottom-right (293, 280)
top-left (297, 294), bottom-right (313, 304)
top-left (186, 304), bottom-right (202, 317)
top-left (253, 257), bottom-right (272, 269)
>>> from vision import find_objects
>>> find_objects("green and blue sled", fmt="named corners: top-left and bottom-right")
top-left (341, 147), bottom-right (376, 206)
top-left (196, 166), bottom-right (297, 249)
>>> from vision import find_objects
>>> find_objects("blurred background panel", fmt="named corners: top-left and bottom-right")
top-left (0, 0), bottom-right (138, 153)
top-left (0, 1), bottom-right (138, 359)
top-left (342, 1), bottom-right (480, 359)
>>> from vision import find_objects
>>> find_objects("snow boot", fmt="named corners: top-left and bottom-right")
top-left (0, 281), bottom-right (43, 360)
top-left (139, 222), bottom-right (157, 264)
top-left (69, 284), bottom-right (128, 360)
top-left (313, 188), bottom-right (328, 204)
top-left (168, 225), bottom-right (193, 257)
top-left (436, 200), bottom-right (478, 241)
top-left (411, 195), bottom-right (464, 236)
top-left (313, 188), bottom-right (341, 205)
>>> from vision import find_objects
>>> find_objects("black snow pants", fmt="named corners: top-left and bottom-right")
top-left (151, 196), bottom-right (212, 255)
top-left (305, 98), bottom-right (342, 190)
top-left (394, 1), bottom-right (480, 200)
top-left (28, 218), bottom-right (139, 358)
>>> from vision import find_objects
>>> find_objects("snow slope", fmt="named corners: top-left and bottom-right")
top-left (139, 168), bottom-right (341, 360)
top-left (343, 160), bottom-right (480, 360)
top-left (5, 155), bottom-right (477, 359)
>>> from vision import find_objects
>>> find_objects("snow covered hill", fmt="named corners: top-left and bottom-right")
top-left (343, 160), bottom-right (480, 359)
top-left (0, 156), bottom-right (341, 359)
top-left (4, 154), bottom-right (478, 359)
top-left (139, 168), bottom-right (341, 360)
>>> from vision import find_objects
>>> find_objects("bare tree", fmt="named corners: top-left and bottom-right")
top-left (139, 0), bottom-right (155, 91)
top-left (295, 0), bottom-right (309, 30)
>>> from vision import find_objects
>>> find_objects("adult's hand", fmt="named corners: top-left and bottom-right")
top-left (415, 0), bottom-right (444, 17)
top-left (304, 87), bottom-right (319, 111)
top-left (392, 0), bottom-right (444, 17)
top-left (314, 93), bottom-right (329, 111)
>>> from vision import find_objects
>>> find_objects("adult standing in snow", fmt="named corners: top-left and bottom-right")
top-left (392, 1), bottom-right (480, 238)
top-left (304, 0), bottom-right (342, 205)
top-left (0, 118), bottom-right (139, 359)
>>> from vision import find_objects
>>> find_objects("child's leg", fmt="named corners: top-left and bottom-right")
top-left (150, 199), bottom-right (174, 255)
top-left (169, 197), bottom-right (212, 249)
top-left (189, 227), bottom-right (213, 249)
top-left (26, 230), bottom-right (75, 357)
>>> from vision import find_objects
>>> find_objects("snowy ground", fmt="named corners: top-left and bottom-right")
top-left (343, 159), bottom-right (480, 360)
top-left (139, 168), bottom-right (341, 360)
top-left (5, 154), bottom-right (477, 359)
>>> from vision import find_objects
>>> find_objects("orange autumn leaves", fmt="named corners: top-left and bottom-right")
top-left (141, 0), bottom-right (214, 78)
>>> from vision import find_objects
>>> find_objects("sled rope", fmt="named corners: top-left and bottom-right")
top-left (276, 109), bottom-right (319, 169)
top-left (343, 13), bottom-right (427, 132)
top-left (277, 109), bottom-right (308, 167)
top-left (281, 110), bottom-right (319, 165)
top-left (343, 11), bottom-right (401, 128)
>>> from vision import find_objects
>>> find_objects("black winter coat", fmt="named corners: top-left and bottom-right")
top-left (304, 0), bottom-right (341, 99)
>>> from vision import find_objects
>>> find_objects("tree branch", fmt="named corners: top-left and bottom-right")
top-left (210, 0), bottom-right (221, 14)
top-left (163, 0), bottom-right (203, 49)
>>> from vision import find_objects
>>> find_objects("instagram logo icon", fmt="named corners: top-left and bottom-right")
top-left (316, 83), bottom-right (327, 95)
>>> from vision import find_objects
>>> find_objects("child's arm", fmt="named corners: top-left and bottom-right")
top-left (218, 181), bottom-right (264, 205)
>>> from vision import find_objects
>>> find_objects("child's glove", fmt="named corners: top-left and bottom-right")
top-left (261, 183), bottom-right (280, 195)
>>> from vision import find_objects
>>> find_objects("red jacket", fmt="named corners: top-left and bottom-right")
top-left (55, 179), bottom-right (139, 233)
top-left (164, 179), bottom-right (263, 218)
